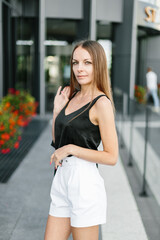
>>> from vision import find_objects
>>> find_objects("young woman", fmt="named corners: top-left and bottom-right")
top-left (44, 40), bottom-right (118, 240)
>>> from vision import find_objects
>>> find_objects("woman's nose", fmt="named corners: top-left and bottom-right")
top-left (77, 62), bottom-right (84, 72)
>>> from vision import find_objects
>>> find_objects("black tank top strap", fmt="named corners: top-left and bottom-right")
top-left (69, 90), bottom-right (79, 101)
top-left (88, 94), bottom-right (109, 109)
top-left (65, 90), bottom-right (79, 108)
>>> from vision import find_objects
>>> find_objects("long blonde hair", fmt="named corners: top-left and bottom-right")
top-left (69, 40), bottom-right (115, 111)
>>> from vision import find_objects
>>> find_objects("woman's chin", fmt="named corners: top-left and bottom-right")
top-left (77, 80), bottom-right (93, 86)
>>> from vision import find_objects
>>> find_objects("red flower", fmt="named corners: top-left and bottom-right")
top-left (9, 118), bottom-right (16, 125)
top-left (0, 124), bottom-right (5, 131)
top-left (9, 125), bottom-right (14, 130)
top-left (14, 142), bottom-right (19, 149)
top-left (23, 120), bottom-right (30, 127)
top-left (10, 131), bottom-right (15, 137)
top-left (6, 102), bottom-right (11, 108)
top-left (1, 148), bottom-right (11, 154)
top-left (17, 119), bottom-right (25, 127)
top-left (18, 136), bottom-right (22, 141)
top-left (18, 115), bottom-right (23, 119)
top-left (0, 140), bottom-right (5, 145)
top-left (1, 133), bottom-right (10, 140)
top-left (15, 90), bottom-right (20, 95)
top-left (14, 110), bottom-right (19, 115)
top-left (8, 88), bottom-right (15, 94)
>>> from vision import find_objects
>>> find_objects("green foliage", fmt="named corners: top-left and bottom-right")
top-left (0, 88), bottom-right (38, 154)
top-left (134, 85), bottom-right (146, 104)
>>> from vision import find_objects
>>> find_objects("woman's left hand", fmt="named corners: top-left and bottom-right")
top-left (50, 145), bottom-right (72, 169)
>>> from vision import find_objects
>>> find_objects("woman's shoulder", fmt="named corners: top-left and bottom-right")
top-left (95, 92), bottom-right (110, 104)
top-left (94, 93), bottom-right (112, 113)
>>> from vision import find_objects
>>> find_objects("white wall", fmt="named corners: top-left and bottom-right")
top-left (45, 0), bottom-right (83, 19)
top-left (45, 0), bottom-right (124, 22)
top-left (96, 0), bottom-right (123, 22)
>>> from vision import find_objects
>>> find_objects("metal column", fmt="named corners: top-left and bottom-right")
top-left (90, 0), bottom-right (96, 40)
top-left (39, 0), bottom-right (45, 115)
top-left (129, 0), bottom-right (138, 99)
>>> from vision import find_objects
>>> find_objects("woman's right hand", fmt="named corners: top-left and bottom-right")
top-left (53, 86), bottom-right (70, 115)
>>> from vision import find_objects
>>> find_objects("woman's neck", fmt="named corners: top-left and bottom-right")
top-left (79, 85), bottom-right (98, 97)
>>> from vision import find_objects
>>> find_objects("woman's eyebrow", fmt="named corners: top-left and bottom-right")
top-left (72, 58), bottom-right (92, 61)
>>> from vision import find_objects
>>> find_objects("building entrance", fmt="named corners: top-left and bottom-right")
top-left (136, 27), bottom-right (160, 88)
top-left (45, 18), bottom-right (78, 112)
top-left (45, 43), bottom-right (73, 112)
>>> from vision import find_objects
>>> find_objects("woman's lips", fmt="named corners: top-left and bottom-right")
top-left (77, 75), bottom-right (88, 78)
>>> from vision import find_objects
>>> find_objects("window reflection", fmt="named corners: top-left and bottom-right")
top-left (45, 18), bottom-right (77, 112)
top-left (45, 45), bottom-right (72, 112)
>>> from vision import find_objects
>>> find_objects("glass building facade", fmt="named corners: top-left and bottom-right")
top-left (1, 0), bottom-right (160, 114)
top-left (1, 0), bottom-right (39, 108)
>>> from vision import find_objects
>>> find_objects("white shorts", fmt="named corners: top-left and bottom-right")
top-left (49, 156), bottom-right (107, 228)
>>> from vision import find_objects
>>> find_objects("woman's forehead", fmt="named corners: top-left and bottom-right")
top-left (73, 47), bottom-right (92, 60)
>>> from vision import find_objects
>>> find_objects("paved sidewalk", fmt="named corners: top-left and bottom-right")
top-left (98, 144), bottom-right (148, 240)
top-left (117, 119), bottom-right (160, 206)
top-left (0, 118), bottom-right (148, 240)
top-left (0, 120), bottom-right (53, 240)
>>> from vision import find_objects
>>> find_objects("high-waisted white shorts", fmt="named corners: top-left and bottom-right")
top-left (49, 156), bottom-right (107, 228)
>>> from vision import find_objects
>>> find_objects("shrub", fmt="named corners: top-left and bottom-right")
top-left (0, 88), bottom-right (38, 154)
top-left (0, 88), bottom-right (38, 127)
top-left (134, 85), bottom-right (146, 104)
top-left (0, 110), bottom-right (22, 153)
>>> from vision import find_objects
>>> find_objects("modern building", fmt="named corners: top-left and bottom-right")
top-left (0, 0), bottom-right (160, 114)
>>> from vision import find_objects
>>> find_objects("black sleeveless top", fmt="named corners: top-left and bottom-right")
top-left (51, 93), bottom-right (108, 152)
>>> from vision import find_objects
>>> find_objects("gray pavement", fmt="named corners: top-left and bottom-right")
top-left (98, 144), bottom-right (148, 240)
top-left (117, 118), bottom-right (160, 207)
top-left (0, 119), bottom-right (53, 240)
top-left (116, 110), bottom-right (160, 240)
top-left (0, 116), bottom-right (149, 240)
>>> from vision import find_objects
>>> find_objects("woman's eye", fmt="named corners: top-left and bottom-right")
top-left (85, 61), bottom-right (92, 64)
top-left (72, 62), bottom-right (78, 65)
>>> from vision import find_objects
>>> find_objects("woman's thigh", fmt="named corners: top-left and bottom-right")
top-left (71, 225), bottom-right (99, 240)
top-left (44, 215), bottom-right (71, 240)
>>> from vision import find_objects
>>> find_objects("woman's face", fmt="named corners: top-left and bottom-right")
top-left (72, 47), bottom-right (93, 87)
